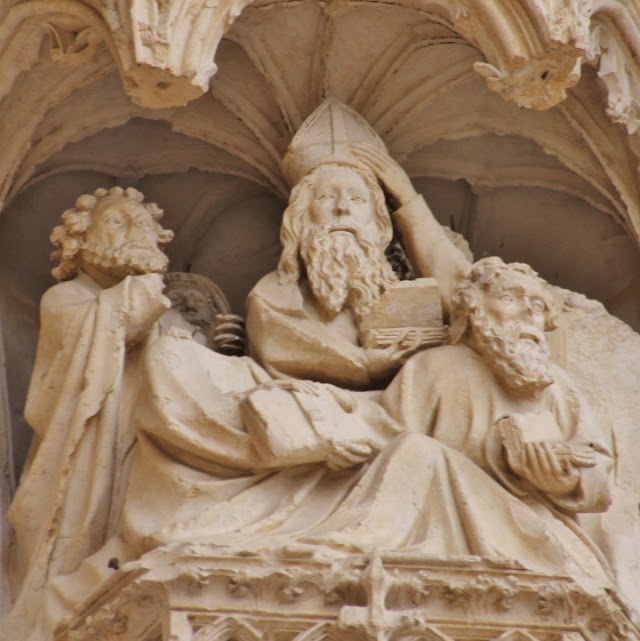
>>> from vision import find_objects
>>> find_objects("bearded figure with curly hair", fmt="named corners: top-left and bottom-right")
top-left (7, 187), bottom-right (174, 636)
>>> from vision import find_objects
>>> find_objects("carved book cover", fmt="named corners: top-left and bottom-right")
top-left (241, 385), bottom-right (389, 467)
top-left (359, 277), bottom-right (445, 348)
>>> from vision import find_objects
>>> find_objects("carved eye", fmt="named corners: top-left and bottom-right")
top-left (105, 215), bottom-right (124, 227)
top-left (499, 293), bottom-right (514, 303)
top-left (351, 195), bottom-right (366, 203)
top-left (530, 298), bottom-right (545, 313)
top-left (317, 193), bottom-right (333, 200)
top-left (135, 215), bottom-right (153, 230)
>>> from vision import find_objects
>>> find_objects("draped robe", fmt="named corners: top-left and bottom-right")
top-left (119, 306), bottom-right (614, 588)
top-left (121, 191), bottom-right (614, 583)
top-left (7, 272), bottom-right (168, 637)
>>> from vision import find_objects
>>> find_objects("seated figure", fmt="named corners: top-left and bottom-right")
top-left (120, 101), bottom-right (614, 587)
top-left (121, 259), bottom-right (613, 587)
top-left (300, 258), bottom-right (613, 582)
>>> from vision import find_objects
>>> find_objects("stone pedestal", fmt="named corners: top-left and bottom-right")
top-left (57, 545), bottom-right (639, 641)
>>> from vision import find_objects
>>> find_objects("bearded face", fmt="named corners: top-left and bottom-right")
top-left (80, 198), bottom-right (169, 279)
top-left (299, 166), bottom-right (397, 320)
top-left (468, 284), bottom-right (554, 393)
top-left (81, 240), bottom-right (168, 278)
top-left (471, 312), bottom-right (553, 392)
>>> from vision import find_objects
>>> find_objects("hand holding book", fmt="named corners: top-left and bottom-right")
top-left (497, 412), bottom-right (596, 495)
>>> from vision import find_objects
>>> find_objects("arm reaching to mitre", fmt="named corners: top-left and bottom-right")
top-left (353, 143), bottom-right (471, 316)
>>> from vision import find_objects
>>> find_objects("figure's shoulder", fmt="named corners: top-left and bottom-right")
top-left (408, 343), bottom-right (485, 370)
top-left (247, 271), bottom-right (305, 314)
top-left (249, 271), bottom-right (280, 298)
top-left (40, 274), bottom-right (99, 312)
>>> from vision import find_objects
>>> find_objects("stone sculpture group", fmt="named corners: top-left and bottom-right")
top-left (3, 100), bottom-right (625, 640)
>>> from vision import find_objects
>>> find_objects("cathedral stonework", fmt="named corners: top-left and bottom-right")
top-left (2, 3), bottom-right (640, 641)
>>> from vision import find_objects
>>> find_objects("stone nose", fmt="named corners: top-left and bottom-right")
top-left (335, 195), bottom-right (351, 215)
top-left (518, 306), bottom-right (546, 333)
top-left (126, 222), bottom-right (151, 242)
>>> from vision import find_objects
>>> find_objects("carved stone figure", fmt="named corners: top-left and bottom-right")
top-left (6, 186), bottom-right (173, 638)
top-left (299, 257), bottom-right (613, 581)
top-left (119, 102), bottom-right (614, 586)
top-left (247, 99), bottom-right (469, 387)
top-left (119, 257), bottom-right (614, 585)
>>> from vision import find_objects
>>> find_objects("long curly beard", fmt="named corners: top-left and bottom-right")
top-left (301, 230), bottom-right (397, 321)
top-left (81, 240), bottom-right (169, 278)
top-left (471, 312), bottom-right (554, 393)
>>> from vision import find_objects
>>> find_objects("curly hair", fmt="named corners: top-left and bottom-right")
top-left (277, 163), bottom-right (394, 284)
top-left (49, 186), bottom-right (173, 281)
top-left (450, 256), bottom-right (557, 344)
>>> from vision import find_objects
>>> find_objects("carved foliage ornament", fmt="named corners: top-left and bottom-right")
top-left (0, 0), bottom-right (638, 115)
top-left (55, 552), bottom-right (640, 641)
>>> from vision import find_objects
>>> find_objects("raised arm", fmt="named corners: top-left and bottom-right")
top-left (353, 143), bottom-right (471, 315)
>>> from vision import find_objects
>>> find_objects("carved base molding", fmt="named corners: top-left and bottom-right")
top-left (55, 545), bottom-right (639, 641)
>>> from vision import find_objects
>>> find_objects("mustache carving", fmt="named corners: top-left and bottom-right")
top-left (81, 240), bottom-right (169, 277)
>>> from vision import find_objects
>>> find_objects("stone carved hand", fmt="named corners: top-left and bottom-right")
top-left (351, 143), bottom-right (417, 209)
top-left (326, 440), bottom-right (374, 471)
top-left (125, 273), bottom-right (171, 345)
top-left (511, 442), bottom-right (581, 494)
top-left (364, 329), bottom-right (424, 380)
top-left (500, 415), bottom-right (596, 495)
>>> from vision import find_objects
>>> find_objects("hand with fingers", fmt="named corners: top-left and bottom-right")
top-left (351, 142), bottom-right (417, 209)
top-left (545, 441), bottom-right (597, 469)
top-left (499, 414), bottom-right (596, 495)
top-left (364, 329), bottom-right (424, 380)
top-left (508, 441), bottom-right (581, 495)
top-left (326, 440), bottom-right (375, 471)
